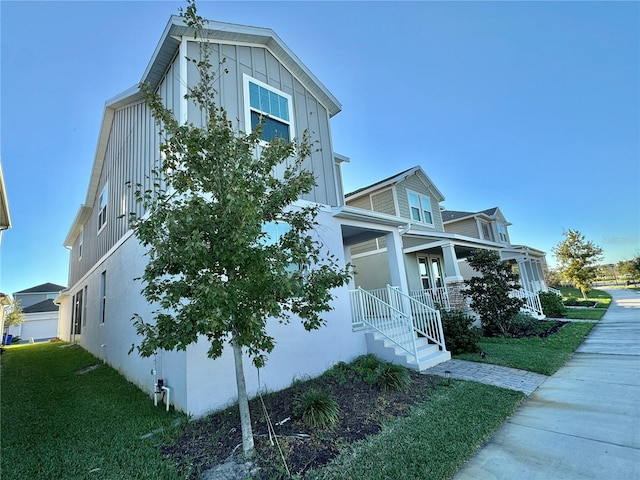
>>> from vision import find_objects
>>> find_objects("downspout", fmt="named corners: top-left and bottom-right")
top-left (399, 222), bottom-right (412, 235)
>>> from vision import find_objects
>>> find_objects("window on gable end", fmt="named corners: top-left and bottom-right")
top-left (78, 228), bottom-right (83, 259)
top-left (407, 191), bottom-right (433, 225)
top-left (497, 223), bottom-right (508, 243)
top-left (244, 75), bottom-right (294, 143)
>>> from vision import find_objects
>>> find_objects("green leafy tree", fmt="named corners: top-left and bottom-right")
top-left (463, 250), bottom-right (524, 337)
top-left (618, 256), bottom-right (640, 282)
top-left (4, 298), bottom-right (24, 333)
top-left (552, 229), bottom-right (603, 299)
top-left (128, 1), bottom-right (351, 459)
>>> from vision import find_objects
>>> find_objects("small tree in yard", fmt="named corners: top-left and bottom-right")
top-left (552, 229), bottom-right (603, 299)
top-left (463, 250), bottom-right (524, 337)
top-left (3, 298), bottom-right (24, 336)
top-left (128, 1), bottom-right (351, 459)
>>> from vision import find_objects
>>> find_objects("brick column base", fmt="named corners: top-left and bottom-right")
top-left (446, 281), bottom-right (468, 311)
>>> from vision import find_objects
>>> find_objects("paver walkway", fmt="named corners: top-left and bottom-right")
top-left (427, 359), bottom-right (547, 395)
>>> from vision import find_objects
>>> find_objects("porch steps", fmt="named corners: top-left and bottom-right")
top-left (365, 330), bottom-right (451, 371)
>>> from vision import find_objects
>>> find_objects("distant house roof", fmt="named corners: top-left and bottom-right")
top-left (22, 299), bottom-right (59, 314)
top-left (442, 207), bottom-right (505, 224)
top-left (15, 283), bottom-right (66, 295)
top-left (346, 166), bottom-right (445, 202)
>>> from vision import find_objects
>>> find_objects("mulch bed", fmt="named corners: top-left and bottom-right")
top-left (162, 369), bottom-right (440, 479)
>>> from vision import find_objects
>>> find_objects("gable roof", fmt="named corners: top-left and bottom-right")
top-left (22, 299), bottom-right (59, 314)
top-left (15, 283), bottom-right (66, 295)
top-left (346, 166), bottom-right (445, 202)
top-left (65, 15), bottom-right (341, 248)
top-left (442, 207), bottom-right (510, 225)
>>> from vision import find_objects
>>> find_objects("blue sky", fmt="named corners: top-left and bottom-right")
top-left (1, 1), bottom-right (638, 295)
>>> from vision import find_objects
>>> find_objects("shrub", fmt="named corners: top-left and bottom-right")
top-left (375, 362), bottom-right (410, 392)
top-left (441, 309), bottom-right (481, 354)
top-left (322, 361), bottom-right (350, 383)
top-left (539, 292), bottom-right (566, 317)
top-left (508, 312), bottom-right (539, 337)
top-left (294, 388), bottom-right (340, 429)
top-left (351, 354), bottom-right (384, 383)
top-left (464, 250), bottom-right (525, 336)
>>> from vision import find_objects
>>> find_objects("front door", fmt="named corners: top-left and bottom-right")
top-left (418, 257), bottom-right (432, 289)
top-left (430, 257), bottom-right (443, 288)
top-left (418, 256), bottom-right (444, 289)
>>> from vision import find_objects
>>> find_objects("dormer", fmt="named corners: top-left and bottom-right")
top-left (344, 166), bottom-right (446, 232)
top-left (442, 207), bottom-right (512, 245)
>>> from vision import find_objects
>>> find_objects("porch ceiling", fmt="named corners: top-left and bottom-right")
top-left (341, 225), bottom-right (386, 247)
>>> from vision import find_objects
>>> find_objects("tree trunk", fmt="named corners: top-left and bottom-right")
top-left (231, 335), bottom-right (255, 458)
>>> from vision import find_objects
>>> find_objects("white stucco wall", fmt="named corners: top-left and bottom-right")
top-left (64, 208), bottom-right (367, 416)
top-left (183, 209), bottom-right (367, 417)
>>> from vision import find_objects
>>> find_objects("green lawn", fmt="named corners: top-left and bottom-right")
top-left (1, 342), bottom-right (187, 480)
top-left (455, 322), bottom-right (596, 375)
top-left (558, 287), bottom-right (611, 320)
top-left (306, 381), bottom-right (524, 480)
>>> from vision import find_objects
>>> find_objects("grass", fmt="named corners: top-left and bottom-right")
top-left (305, 381), bottom-right (524, 480)
top-left (558, 286), bottom-right (612, 307)
top-left (1, 342), bottom-right (187, 480)
top-left (455, 322), bottom-right (596, 375)
top-left (557, 286), bottom-right (612, 320)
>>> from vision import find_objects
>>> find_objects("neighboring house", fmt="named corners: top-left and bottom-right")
top-left (57, 16), bottom-right (367, 418)
top-left (8, 283), bottom-right (66, 342)
top-left (337, 167), bottom-right (507, 312)
top-left (442, 208), bottom-right (552, 316)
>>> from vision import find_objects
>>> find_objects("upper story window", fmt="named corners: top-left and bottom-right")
top-left (497, 223), bottom-right (508, 243)
top-left (98, 183), bottom-right (108, 233)
top-left (78, 228), bottom-right (83, 259)
top-left (244, 75), bottom-right (294, 143)
top-left (481, 222), bottom-right (494, 241)
top-left (407, 190), bottom-right (433, 225)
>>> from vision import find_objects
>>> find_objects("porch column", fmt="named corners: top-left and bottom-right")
top-left (441, 242), bottom-right (463, 283)
top-left (343, 244), bottom-right (356, 290)
top-left (517, 259), bottom-right (531, 292)
top-left (385, 229), bottom-right (409, 293)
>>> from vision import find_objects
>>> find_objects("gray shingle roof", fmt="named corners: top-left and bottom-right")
top-left (441, 207), bottom-right (499, 223)
top-left (22, 299), bottom-right (58, 314)
top-left (15, 283), bottom-right (66, 294)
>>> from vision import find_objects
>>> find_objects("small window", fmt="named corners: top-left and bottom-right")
top-left (407, 191), bottom-right (433, 225)
top-left (98, 183), bottom-right (108, 232)
top-left (99, 271), bottom-right (106, 323)
top-left (244, 75), bottom-right (294, 143)
top-left (78, 228), bottom-right (83, 259)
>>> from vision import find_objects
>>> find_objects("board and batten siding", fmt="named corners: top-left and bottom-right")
top-left (395, 175), bottom-right (444, 232)
top-left (186, 41), bottom-right (339, 207)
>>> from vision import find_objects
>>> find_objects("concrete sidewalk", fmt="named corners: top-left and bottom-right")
top-left (454, 288), bottom-right (640, 480)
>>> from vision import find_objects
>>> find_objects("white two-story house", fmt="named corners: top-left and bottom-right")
top-left (58, 15), bottom-right (370, 417)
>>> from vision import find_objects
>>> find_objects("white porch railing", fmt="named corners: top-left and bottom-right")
top-left (388, 287), bottom-right (446, 352)
top-left (349, 286), bottom-right (447, 360)
top-left (530, 281), bottom-right (561, 297)
top-left (410, 287), bottom-right (451, 311)
top-left (511, 289), bottom-right (544, 317)
top-left (349, 287), bottom-right (417, 359)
